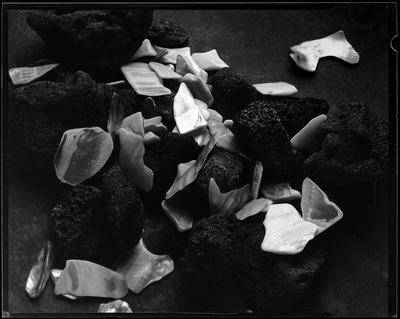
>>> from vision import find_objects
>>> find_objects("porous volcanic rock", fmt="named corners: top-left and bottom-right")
top-left (26, 9), bottom-right (153, 83)
top-left (232, 100), bottom-right (304, 181)
top-left (147, 18), bottom-right (189, 48)
top-left (101, 165), bottom-right (143, 252)
top-left (208, 67), bottom-right (259, 120)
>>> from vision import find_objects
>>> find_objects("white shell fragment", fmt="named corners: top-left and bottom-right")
top-left (209, 178), bottom-right (251, 215)
top-left (250, 161), bottom-right (263, 200)
top-left (53, 127), bottom-right (113, 186)
top-left (149, 61), bottom-right (182, 79)
top-left (253, 82), bottom-right (298, 96)
top-left (162, 193), bottom-right (195, 232)
top-left (192, 49), bottom-right (229, 71)
top-left (290, 114), bottom-right (327, 152)
top-left (208, 118), bottom-right (242, 154)
top-left (9, 63), bottom-right (59, 86)
top-left (121, 62), bottom-right (171, 96)
top-left (106, 80), bottom-right (126, 88)
top-left (235, 198), bottom-right (271, 221)
top-left (25, 241), bottom-right (55, 298)
top-left (183, 73), bottom-right (214, 107)
top-left (183, 55), bottom-right (208, 83)
top-left (130, 39), bottom-right (157, 61)
top-left (50, 269), bottom-right (80, 300)
top-left (261, 203), bottom-right (318, 255)
top-left (289, 30), bottom-right (360, 72)
top-left (173, 82), bottom-right (208, 135)
top-left (98, 300), bottom-right (133, 313)
top-left (153, 46), bottom-right (191, 64)
top-left (301, 177), bottom-right (344, 235)
top-left (107, 92), bottom-right (125, 137)
top-left (114, 238), bottom-right (174, 294)
top-left (260, 182), bottom-right (302, 203)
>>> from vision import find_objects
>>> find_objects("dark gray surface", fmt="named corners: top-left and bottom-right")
top-left (3, 4), bottom-right (396, 317)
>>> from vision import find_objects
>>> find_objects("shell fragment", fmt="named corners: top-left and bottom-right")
top-left (253, 82), bottom-right (298, 96)
top-left (149, 61), bottom-right (182, 79)
top-left (290, 114), bottom-right (327, 152)
top-left (9, 63), bottom-right (59, 86)
top-left (98, 300), bottom-right (133, 313)
top-left (192, 49), bottom-right (229, 71)
top-left (235, 198), bottom-right (271, 221)
top-left (260, 182), bottom-right (302, 203)
top-left (50, 269), bottom-right (79, 300)
top-left (130, 39), bottom-right (157, 61)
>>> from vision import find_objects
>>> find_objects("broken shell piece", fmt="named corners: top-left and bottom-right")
top-left (301, 177), bottom-right (343, 235)
top-left (250, 161), bottom-right (263, 200)
top-left (183, 55), bottom-right (208, 83)
top-left (107, 92), bottom-right (125, 137)
top-left (54, 260), bottom-right (128, 299)
top-left (183, 73), bottom-right (214, 107)
top-left (114, 238), bottom-right (174, 293)
top-left (208, 118), bottom-right (242, 153)
top-left (192, 126), bottom-right (212, 146)
top-left (289, 30), bottom-right (360, 72)
top-left (122, 112), bottom-right (145, 137)
top-left (98, 300), bottom-right (133, 313)
top-left (138, 45), bottom-right (169, 63)
top-left (209, 178), bottom-right (251, 215)
top-left (175, 54), bottom-right (196, 77)
top-left (50, 269), bottom-right (79, 300)
top-left (149, 61), bottom-right (182, 80)
top-left (173, 82), bottom-right (208, 135)
top-left (223, 119), bottom-right (233, 129)
top-left (261, 203), bottom-right (318, 255)
top-left (105, 80), bottom-right (126, 88)
top-left (121, 62), bottom-right (171, 96)
top-left (235, 198), bottom-right (271, 220)
top-left (153, 46), bottom-right (191, 64)
top-left (162, 195), bottom-right (194, 232)
top-left (143, 131), bottom-right (160, 146)
top-left (260, 182), bottom-right (301, 203)
top-left (119, 127), bottom-right (154, 192)
top-left (53, 127), bottom-right (113, 186)
top-left (208, 109), bottom-right (224, 122)
top-left (253, 82), bottom-right (298, 96)
top-left (25, 241), bottom-right (55, 298)
top-left (130, 39), bottom-right (157, 61)
top-left (9, 63), bottom-right (59, 86)
top-left (143, 116), bottom-right (168, 136)
top-left (290, 114), bottom-right (327, 152)
top-left (195, 99), bottom-right (211, 121)
top-left (192, 49), bottom-right (229, 71)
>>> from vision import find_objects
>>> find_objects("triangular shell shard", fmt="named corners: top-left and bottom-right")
top-left (9, 63), bottom-right (60, 86)
top-left (114, 238), bottom-right (174, 294)
top-left (289, 30), bottom-right (360, 72)
top-left (301, 177), bottom-right (343, 235)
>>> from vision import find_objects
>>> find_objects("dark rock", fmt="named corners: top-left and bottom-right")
top-left (101, 165), bottom-right (143, 251)
top-left (260, 96), bottom-right (330, 138)
top-left (232, 100), bottom-right (304, 181)
top-left (50, 184), bottom-right (105, 261)
top-left (140, 97), bottom-right (158, 119)
top-left (181, 212), bottom-right (327, 313)
top-left (26, 10), bottom-right (153, 83)
top-left (208, 67), bottom-right (258, 120)
top-left (147, 18), bottom-right (189, 48)
top-left (304, 101), bottom-right (389, 188)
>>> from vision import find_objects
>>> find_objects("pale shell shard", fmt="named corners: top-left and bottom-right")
top-left (130, 39), bottom-right (157, 61)
top-left (301, 177), bottom-right (343, 235)
top-left (253, 82), bottom-right (298, 96)
top-left (54, 260), bottom-right (128, 299)
top-left (143, 116), bottom-right (168, 136)
top-left (209, 178), bottom-right (251, 215)
top-left (143, 131), bottom-right (160, 146)
top-left (260, 182), bottom-right (302, 203)
top-left (183, 55), bottom-right (208, 83)
top-left (175, 54), bottom-right (196, 77)
top-left (250, 161), bottom-right (263, 200)
top-left (162, 196), bottom-right (194, 232)
top-left (194, 99), bottom-right (211, 121)
top-left (183, 73), bottom-right (214, 107)
top-left (53, 127), bottom-right (114, 186)
top-left (98, 300), bottom-right (133, 313)
top-left (149, 61), bottom-right (182, 79)
top-left (122, 112), bottom-right (145, 137)
top-left (192, 49), bottom-right (229, 71)
top-left (289, 30), bottom-right (360, 72)
top-left (25, 241), bottom-right (55, 298)
top-left (119, 127), bottom-right (154, 192)
top-left (106, 80), bottom-right (126, 88)
top-left (290, 114), bottom-right (327, 152)
top-left (191, 126), bottom-right (212, 146)
top-left (208, 118), bottom-right (242, 153)
top-left (9, 63), bottom-right (60, 86)
top-left (114, 238), bottom-right (174, 294)
top-left (121, 62), bottom-right (171, 96)
top-left (173, 82), bottom-right (208, 135)
top-left (50, 269), bottom-right (80, 300)
top-left (235, 198), bottom-right (271, 221)
top-left (107, 92), bottom-right (125, 137)
top-left (153, 46), bottom-right (191, 64)
top-left (261, 203), bottom-right (318, 255)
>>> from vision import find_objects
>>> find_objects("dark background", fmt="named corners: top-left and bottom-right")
top-left (3, 3), bottom-right (397, 317)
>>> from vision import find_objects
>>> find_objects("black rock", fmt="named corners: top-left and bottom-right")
top-left (232, 100), bottom-right (304, 181)
top-left (26, 10), bottom-right (153, 83)
top-left (208, 67), bottom-right (259, 120)
top-left (260, 96), bottom-right (330, 138)
top-left (181, 213), bottom-right (327, 313)
top-left (50, 184), bottom-right (105, 261)
top-left (101, 165), bottom-right (143, 252)
top-left (147, 18), bottom-right (189, 48)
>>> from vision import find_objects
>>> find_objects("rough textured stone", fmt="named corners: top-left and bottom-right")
top-left (147, 18), bottom-right (189, 48)
top-left (304, 101), bottom-right (389, 188)
top-left (232, 101), bottom-right (304, 181)
top-left (260, 96), bottom-right (330, 138)
top-left (207, 67), bottom-right (259, 120)
top-left (26, 10), bottom-right (153, 83)
top-left (50, 185), bottom-right (105, 261)
top-left (181, 212), bottom-right (327, 313)
top-left (101, 165), bottom-right (143, 252)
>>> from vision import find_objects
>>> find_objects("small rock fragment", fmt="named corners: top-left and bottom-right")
top-left (148, 18), bottom-right (189, 48)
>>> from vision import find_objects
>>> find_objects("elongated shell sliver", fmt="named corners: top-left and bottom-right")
top-left (261, 203), bottom-right (318, 255)
top-left (301, 177), bottom-right (343, 235)
top-left (9, 63), bottom-right (59, 86)
top-left (53, 127), bottom-right (113, 186)
top-left (253, 82), bottom-right (297, 96)
top-left (114, 238), bottom-right (174, 293)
